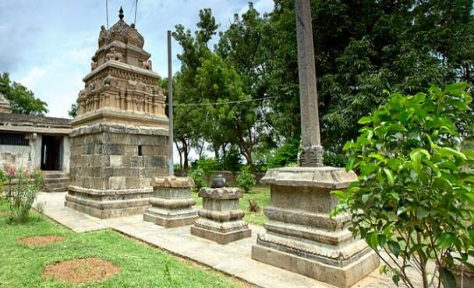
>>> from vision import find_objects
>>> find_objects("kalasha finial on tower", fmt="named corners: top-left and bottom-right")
top-left (119, 6), bottom-right (124, 20)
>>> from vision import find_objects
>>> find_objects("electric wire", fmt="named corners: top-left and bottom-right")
top-left (165, 96), bottom-right (277, 107)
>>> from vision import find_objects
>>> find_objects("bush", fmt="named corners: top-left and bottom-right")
top-left (332, 84), bottom-right (474, 288)
top-left (4, 165), bottom-right (42, 223)
top-left (237, 165), bottom-right (256, 193)
top-left (189, 168), bottom-right (206, 192)
top-left (267, 139), bottom-right (299, 169)
top-left (323, 151), bottom-right (347, 167)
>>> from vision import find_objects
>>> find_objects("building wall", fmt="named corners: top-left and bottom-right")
top-left (0, 145), bottom-right (33, 171)
top-left (0, 133), bottom-right (71, 173)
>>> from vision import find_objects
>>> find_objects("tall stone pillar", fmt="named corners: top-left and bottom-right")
top-left (65, 8), bottom-right (169, 218)
top-left (251, 1), bottom-right (379, 287)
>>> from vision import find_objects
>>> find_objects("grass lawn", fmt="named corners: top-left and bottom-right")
top-left (192, 186), bottom-right (270, 226)
top-left (0, 200), bottom-right (243, 287)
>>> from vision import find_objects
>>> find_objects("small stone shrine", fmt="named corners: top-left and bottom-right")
top-left (191, 175), bottom-right (251, 244)
top-left (143, 176), bottom-right (198, 228)
top-left (65, 8), bottom-right (169, 218)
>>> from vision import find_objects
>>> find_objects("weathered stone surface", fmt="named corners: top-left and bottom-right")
top-left (192, 187), bottom-right (251, 245)
top-left (144, 176), bottom-right (198, 228)
top-left (253, 167), bottom-right (379, 288)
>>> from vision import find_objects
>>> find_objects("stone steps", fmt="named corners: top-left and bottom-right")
top-left (43, 171), bottom-right (69, 193)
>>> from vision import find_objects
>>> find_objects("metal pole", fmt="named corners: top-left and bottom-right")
top-left (168, 30), bottom-right (174, 176)
top-left (106, 0), bottom-right (109, 29)
top-left (134, 0), bottom-right (138, 25)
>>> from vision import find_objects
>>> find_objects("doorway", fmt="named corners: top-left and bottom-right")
top-left (41, 135), bottom-right (63, 171)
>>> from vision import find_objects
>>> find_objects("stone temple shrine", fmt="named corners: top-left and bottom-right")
top-left (65, 8), bottom-right (169, 218)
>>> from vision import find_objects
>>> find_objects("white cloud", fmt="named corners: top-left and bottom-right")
top-left (19, 67), bottom-right (47, 88)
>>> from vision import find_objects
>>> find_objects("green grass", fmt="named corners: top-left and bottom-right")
top-left (0, 200), bottom-right (240, 288)
top-left (192, 186), bottom-right (270, 226)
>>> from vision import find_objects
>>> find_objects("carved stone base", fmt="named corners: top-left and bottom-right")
top-left (65, 185), bottom-right (152, 219)
top-left (252, 244), bottom-right (379, 288)
top-left (191, 225), bottom-right (251, 245)
top-left (300, 145), bottom-right (324, 167)
top-left (252, 167), bottom-right (379, 288)
top-left (144, 176), bottom-right (198, 228)
top-left (191, 187), bottom-right (251, 244)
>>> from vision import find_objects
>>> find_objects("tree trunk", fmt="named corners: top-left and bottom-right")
top-left (183, 140), bottom-right (189, 171)
top-left (175, 141), bottom-right (183, 169)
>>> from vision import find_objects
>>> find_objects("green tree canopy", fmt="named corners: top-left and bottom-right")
top-left (0, 72), bottom-right (48, 116)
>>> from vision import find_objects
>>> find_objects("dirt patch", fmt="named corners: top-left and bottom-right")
top-left (42, 258), bottom-right (122, 285)
top-left (0, 211), bottom-right (11, 216)
top-left (20, 235), bottom-right (65, 247)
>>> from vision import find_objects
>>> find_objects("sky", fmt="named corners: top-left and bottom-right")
top-left (0, 0), bottom-right (275, 118)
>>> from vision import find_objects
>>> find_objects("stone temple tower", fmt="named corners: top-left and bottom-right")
top-left (65, 8), bottom-right (169, 218)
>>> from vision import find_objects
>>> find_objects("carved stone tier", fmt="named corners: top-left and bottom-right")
top-left (252, 167), bottom-right (379, 288)
top-left (144, 176), bottom-right (198, 228)
top-left (65, 185), bottom-right (152, 218)
top-left (76, 61), bottom-right (166, 121)
top-left (191, 187), bottom-right (251, 245)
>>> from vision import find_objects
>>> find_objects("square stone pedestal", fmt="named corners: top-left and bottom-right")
top-left (252, 167), bottom-right (380, 288)
top-left (191, 187), bottom-right (251, 244)
top-left (143, 176), bottom-right (198, 228)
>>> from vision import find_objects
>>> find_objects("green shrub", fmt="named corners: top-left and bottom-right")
top-left (189, 168), bottom-right (206, 192)
top-left (4, 165), bottom-right (40, 223)
top-left (332, 83), bottom-right (474, 288)
top-left (267, 139), bottom-right (299, 169)
top-left (237, 165), bottom-right (256, 193)
top-left (323, 151), bottom-right (347, 167)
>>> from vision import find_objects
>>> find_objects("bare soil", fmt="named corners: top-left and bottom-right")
top-left (0, 211), bottom-right (11, 216)
top-left (42, 258), bottom-right (122, 285)
top-left (19, 235), bottom-right (65, 247)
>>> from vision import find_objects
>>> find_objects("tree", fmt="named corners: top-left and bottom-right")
top-left (0, 72), bottom-right (48, 116)
top-left (261, 0), bottom-right (474, 151)
top-left (333, 84), bottom-right (474, 288)
top-left (68, 103), bottom-right (78, 118)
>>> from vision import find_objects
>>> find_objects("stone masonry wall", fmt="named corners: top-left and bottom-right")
top-left (70, 127), bottom-right (168, 190)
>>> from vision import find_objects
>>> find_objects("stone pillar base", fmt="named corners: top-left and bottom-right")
top-left (144, 176), bottom-right (198, 228)
top-left (252, 167), bottom-right (380, 288)
top-left (252, 244), bottom-right (379, 288)
top-left (143, 208), bottom-right (198, 228)
top-left (191, 187), bottom-right (251, 244)
top-left (65, 185), bottom-right (152, 219)
top-left (191, 225), bottom-right (251, 245)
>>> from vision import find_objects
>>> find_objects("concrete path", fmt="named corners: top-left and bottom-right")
top-left (35, 192), bottom-right (403, 288)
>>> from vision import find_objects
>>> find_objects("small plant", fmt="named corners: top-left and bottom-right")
top-left (189, 168), bottom-right (206, 192)
top-left (332, 84), bottom-right (474, 288)
top-left (4, 164), bottom-right (40, 223)
top-left (163, 258), bottom-right (177, 288)
top-left (237, 165), bottom-right (256, 193)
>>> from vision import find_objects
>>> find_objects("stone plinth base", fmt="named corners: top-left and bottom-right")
top-left (252, 167), bottom-right (379, 288)
top-left (143, 176), bottom-right (198, 228)
top-left (191, 225), bottom-right (251, 245)
top-left (191, 187), bottom-right (251, 244)
top-left (65, 185), bottom-right (152, 219)
top-left (252, 244), bottom-right (379, 288)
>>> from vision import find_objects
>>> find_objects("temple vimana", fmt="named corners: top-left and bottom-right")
top-left (65, 8), bottom-right (169, 218)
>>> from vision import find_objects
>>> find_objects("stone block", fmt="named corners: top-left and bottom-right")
top-left (110, 155), bottom-right (123, 167)
top-left (109, 176), bottom-right (126, 189)
top-left (144, 176), bottom-right (198, 228)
